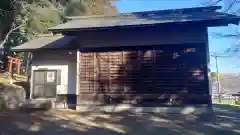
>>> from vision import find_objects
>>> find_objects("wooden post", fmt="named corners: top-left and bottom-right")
top-left (17, 59), bottom-right (21, 74)
top-left (9, 59), bottom-right (12, 73)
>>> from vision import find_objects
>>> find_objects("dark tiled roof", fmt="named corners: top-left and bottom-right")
top-left (11, 35), bottom-right (76, 51)
top-left (49, 6), bottom-right (240, 32)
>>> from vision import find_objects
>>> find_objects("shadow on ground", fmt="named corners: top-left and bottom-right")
top-left (0, 104), bottom-right (239, 135)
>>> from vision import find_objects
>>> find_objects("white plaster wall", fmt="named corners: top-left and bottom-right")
top-left (76, 49), bottom-right (80, 95)
top-left (31, 50), bottom-right (77, 96)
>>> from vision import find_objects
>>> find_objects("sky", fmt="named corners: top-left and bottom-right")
top-left (114, 0), bottom-right (240, 73)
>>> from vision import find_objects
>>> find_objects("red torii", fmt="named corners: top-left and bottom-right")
top-left (7, 56), bottom-right (22, 74)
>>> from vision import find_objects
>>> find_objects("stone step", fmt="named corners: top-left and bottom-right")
top-left (19, 99), bottom-right (52, 111)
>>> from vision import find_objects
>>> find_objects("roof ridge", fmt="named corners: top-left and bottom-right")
top-left (38, 33), bottom-right (63, 37)
top-left (25, 34), bottom-right (63, 42)
top-left (49, 6), bottom-right (240, 32)
top-left (66, 6), bottom-right (222, 20)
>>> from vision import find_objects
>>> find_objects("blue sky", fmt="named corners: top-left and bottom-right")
top-left (114, 0), bottom-right (240, 73)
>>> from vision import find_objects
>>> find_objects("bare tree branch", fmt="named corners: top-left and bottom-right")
top-left (202, 0), bottom-right (223, 6)
top-left (213, 0), bottom-right (223, 5)
top-left (212, 33), bottom-right (240, 38)
top-left (205, 0), bottom-right (238, 13)
top-left (0, 9), bottom-right (13, 15)
top-left (0, 0), bottom-right (42, 48)
top-left (0, 23), bottom-right (22, 47)
top-left (224, 0), bottom-right (237, 12)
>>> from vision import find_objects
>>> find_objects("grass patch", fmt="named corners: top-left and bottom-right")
top-left (0, 71), bottom-right (28, 90)
top-left (213, 99), bottom-right (240, 107)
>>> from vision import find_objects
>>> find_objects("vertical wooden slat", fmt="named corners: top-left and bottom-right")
top-left (78, 44), bottom-right (208, 105)
top-left (137, 50), bottom-right (142, 94)
top-left (109, 51), bottom-right (122, 93)
top-left (94, 52), bottom-right (96, 93)
top-left (80, 52), bottom-right (94, 93)
top-left (153, 50), bottom-right (156, 93)
top-left (108, 52), bottom-right (110, 93)
top-left (122, 51), bottom-right (126, 93)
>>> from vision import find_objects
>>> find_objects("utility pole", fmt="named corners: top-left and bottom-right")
top-left (211, 54), bottom-right (222, 103)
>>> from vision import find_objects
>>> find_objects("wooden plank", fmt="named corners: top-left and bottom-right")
top-left (78, 44), bottom-right (209, 105)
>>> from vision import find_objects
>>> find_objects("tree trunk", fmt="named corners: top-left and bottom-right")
top-left (26, 52), bottom-right (32, 83)
top-left (3, 44), bottom-right (10, 70)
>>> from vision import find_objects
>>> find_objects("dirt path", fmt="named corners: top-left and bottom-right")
top-left (0, 104), bottom-right (239, 135)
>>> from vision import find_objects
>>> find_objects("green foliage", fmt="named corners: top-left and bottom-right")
top-left (236, 100), bottom-right (240, 105)
top-left (0, 0), bottom-right (14, 40)
top-left (18, 52), bottom-right (25, 61)
top-left (1, 0), bottom-right (118, 50)
top-left (2, 0), bottom-right (64, 49)
top-left (0, 0), bottom-right (117, 70)
top-left (211, 72), bottom-right (224, 79)
top-left (65, 1), bottom-right (85, 16)
top-left (64, 0), bottom-right (118, 16)
top-left (20, 0), bottom-right (63, 35)
top-left (211, 72), bottom-right (217, 78)
top-left (82, 0), bottom-right (118, 16)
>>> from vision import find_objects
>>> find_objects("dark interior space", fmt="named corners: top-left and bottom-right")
top-left (78, 43), bottom-right (210, 106)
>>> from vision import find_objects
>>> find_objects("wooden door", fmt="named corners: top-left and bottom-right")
top-left (32, 70), bottom-right (57, 98)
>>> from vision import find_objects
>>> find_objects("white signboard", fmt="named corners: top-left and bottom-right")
top-left (47, 71), bottom-right (55, 82)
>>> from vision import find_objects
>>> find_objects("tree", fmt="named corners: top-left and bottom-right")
top-left (0, 0), bottom-right (14, 39)
top-left (0, 0), bottom-right (64, 72)
top-left (0, 0), bottom-right (118, 48)
top-left (64, 0), bottom-right (118, 16)
top-left (205, 1), bottom-right (240, 103)
top-left (0, 0), bottom-right (62, 46)
top-left (0, 0), bottom-right (118, 71)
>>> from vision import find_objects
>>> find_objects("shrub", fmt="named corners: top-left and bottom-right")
top-left (235, 100), bottom-right (240, 105)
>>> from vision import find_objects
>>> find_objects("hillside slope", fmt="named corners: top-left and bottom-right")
top-left (212, 73), bottom-right (240, 95)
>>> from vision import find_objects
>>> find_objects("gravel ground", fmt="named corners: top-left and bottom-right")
top-left (0, 104), bottom-right (239, 135)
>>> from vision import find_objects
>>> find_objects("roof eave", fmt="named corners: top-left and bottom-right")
top-left (11, 47), bottom-right (77, 52)
top-left (49, 18), bottom-right (240, 34)
top-left (12, 48), bottom-right (39, 52)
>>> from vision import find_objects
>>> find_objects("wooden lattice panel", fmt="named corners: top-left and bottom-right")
top-left (80, 53), bottom-right (94, 93)
top-left (109, 52), bottom-right (123, 92)
top-left (97, 52), bottom-right (110, 92)
top-left (78, 44), bottom-right (209, 105)
top-left (139, 50), bottom-right (155, 93)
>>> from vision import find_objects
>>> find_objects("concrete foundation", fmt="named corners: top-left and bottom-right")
top-left (76, 104), bottom-right (213, 115)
